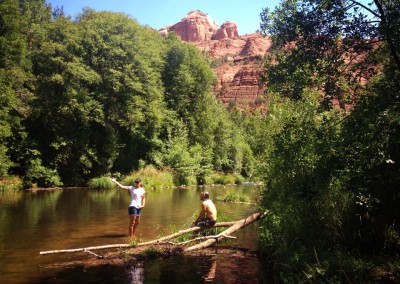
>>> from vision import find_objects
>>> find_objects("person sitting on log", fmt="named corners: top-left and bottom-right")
top-left (193, 191), bottom-right (217, 227)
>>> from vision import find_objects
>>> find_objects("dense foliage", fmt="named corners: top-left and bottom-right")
top-left (0, 1), bottom-right (250, 187)
top-left (258, 0), bottom-right (400, 281)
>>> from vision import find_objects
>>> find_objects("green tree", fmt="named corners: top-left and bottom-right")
top-left (260, 0), bottom-right (400, 109)
top-left (0, 0), bottom-right (42, 178)
top-left (161, 34), bottom-right (252, 178)
top-left (258, 0), bottom-right (400, 281)
top-left (27, 14), bottom-right (102, 185)
top-left (162, 34), bottom-right (217, 145)
top-left (28, 10), bottom-right (167, 185)
top-left (0, 75), bottom-right (16, 176)
top-left (151, 118), bottom-right (205, 185)
top-left (76, 10), bottom-right (167, 175)
top-left (336, 65), bottom-right (400, 252)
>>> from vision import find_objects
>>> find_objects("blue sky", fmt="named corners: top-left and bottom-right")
top-left (45, 0), bottom-right (280, 35)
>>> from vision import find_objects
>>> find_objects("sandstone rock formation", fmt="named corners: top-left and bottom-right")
top-left (212, 21), bottom-right (239, 40)
top-left (160, 10), bottom-right (270, 109)
top-left (214, 65), bottom-right (265, 104)
top-left (166, 10), bottom-right (218, 42)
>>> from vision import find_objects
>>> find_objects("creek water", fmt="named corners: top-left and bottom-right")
top-left (0, 185), bottom-right (267, 283)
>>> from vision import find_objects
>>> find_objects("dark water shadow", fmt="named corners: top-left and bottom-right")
top-left (34, 264), bottom-right (129, 284)
top-left (97, 234), bottom-right (127, 239)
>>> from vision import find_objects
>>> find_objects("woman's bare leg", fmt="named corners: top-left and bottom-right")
top-left (129, 215), bottom-right (140, 237)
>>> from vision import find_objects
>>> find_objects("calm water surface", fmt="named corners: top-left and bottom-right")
top-left (0, 185), bottom-right (265, 283)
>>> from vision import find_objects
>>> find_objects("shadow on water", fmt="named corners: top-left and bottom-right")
top-left (36, 264), bottom-right (129, 284)
top-left (98, 234), bottom-right (127, 239)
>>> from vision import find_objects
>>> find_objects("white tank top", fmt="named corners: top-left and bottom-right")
top-left (129, 186), bottom-right (145, 208)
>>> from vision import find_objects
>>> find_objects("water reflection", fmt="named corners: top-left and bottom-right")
top-left (0, 185), bottom-right (262, 283)
top-left (141, 251), bottom-right (264, 284)
top-left (130, 262), bottom-right (145, 283)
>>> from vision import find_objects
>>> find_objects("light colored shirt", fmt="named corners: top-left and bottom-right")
top-left (129, 186), bottom-right (145, 208)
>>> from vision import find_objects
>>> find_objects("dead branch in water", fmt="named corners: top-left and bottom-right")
top-left (39, 212), bottom-right (264, 256)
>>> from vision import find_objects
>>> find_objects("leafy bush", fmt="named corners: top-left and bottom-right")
top-left (0, 145), bottom-right (13, 178)
top-left (122, 166), bottom-right (174, 190)
top-left (221, 174), bottom-right (236, 185)
top-left (24, 158), bottom-right (63, 188)
top-left (175, 174), bottom-right (197, 187)
top-left (234, 174), bottom-right (245, 184)
top-left (0, 176), bottom-right (23, 191)
top-left (216, 192), bottom-right (250, 203)
top-left (209, 172), bottom-right (237, 184)
top-left (200, 175), bottom-right (214, 185)
top-left (209, 173), bottom-right (224, 184)
top-left (87, 176), bottom-right (114, 189)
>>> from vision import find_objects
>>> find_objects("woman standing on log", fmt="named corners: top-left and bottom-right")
top-left (110, 177), bottom-right (146, 239)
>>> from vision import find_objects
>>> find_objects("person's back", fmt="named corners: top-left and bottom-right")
top-left (194, 192), bottom-right (217, 227)
top-left (203, 199), bottom-right (217, 221)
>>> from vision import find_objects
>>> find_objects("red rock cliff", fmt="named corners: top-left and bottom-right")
top-left (167, 10), bottom-right (218, 42)
top-left (161, 11), bottom-right (270, 109)
top-left (212, 21), bottom-right (239, 40)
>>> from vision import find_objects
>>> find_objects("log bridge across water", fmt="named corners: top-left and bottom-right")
top-left (40, 212), bottom-right (265, 257)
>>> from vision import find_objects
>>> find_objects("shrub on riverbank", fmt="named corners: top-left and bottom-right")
top-left (122, 166), bottom-right (175, 190)
top-left (209, 173), bottom-right (244, 185)
top-left (87, 176), bottom-right (114, 189)
top-left (88, 168), bottom-right (248, 189)
top-left (0, 176), bottom-right (23, 191)
top-left (216, 192), bottom-right (251, 203)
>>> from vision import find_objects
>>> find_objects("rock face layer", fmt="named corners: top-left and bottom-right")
top-left (214, 65), bottom-right (265, 104)
top-left (161, 10), bottom-right (270, 108)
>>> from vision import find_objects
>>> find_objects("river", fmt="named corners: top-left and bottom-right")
top-left (0, 185), bottom-right (267, 283)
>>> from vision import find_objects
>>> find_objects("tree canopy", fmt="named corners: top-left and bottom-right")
top-left (260, 0), bottom-right (399, 109)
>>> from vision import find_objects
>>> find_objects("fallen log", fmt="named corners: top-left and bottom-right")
top-left (39, 212), bottom-right (265, 256)
top-left (39, 222), bottom-right (237, 255)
